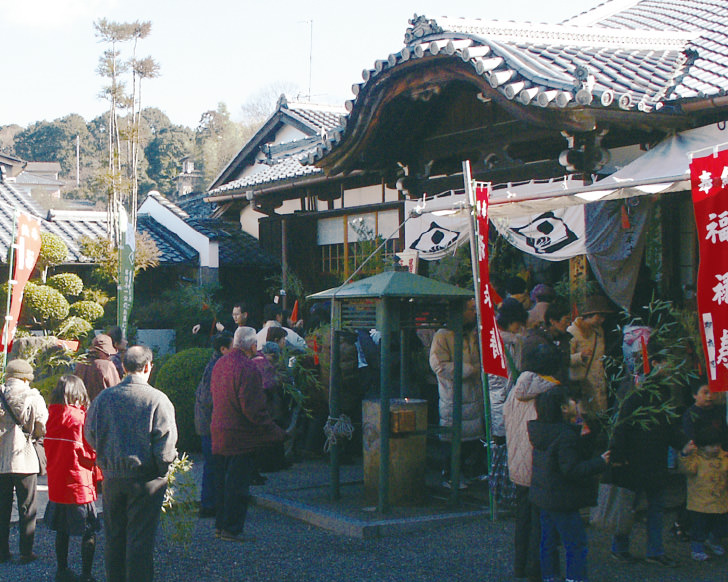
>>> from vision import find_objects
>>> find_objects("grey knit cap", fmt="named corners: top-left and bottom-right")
top-left (5, 359), bottom-right (34, 381)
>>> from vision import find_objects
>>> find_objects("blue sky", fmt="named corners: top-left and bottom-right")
top-left (0, 0), bottom-right (601, 129)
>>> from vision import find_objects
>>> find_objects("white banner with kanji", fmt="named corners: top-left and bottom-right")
top-left (691, 150), bottom-right (728, 391)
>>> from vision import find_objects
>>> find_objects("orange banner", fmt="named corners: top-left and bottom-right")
top-left (1, 213), bottom-right (42, 352)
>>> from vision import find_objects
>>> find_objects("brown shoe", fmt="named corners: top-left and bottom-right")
top-left (20, 552), bottom-right (38, 564)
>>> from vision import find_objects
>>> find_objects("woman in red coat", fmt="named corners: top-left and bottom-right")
top-left (44, 375), bottom-right (100, 582)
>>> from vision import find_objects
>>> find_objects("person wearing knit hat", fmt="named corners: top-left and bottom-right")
top-left (5, 359), bottom-right (34, 382)
top-left (567, 295), bottom-right (615, 414)
top-left (74, 334), bottom-right (121, 402)
top-left (527, 284), bottom-right (556, 330)
top-left (430, 298), bottom-right (484, 489)
top-left (0, 358), bottom-right (48, 564)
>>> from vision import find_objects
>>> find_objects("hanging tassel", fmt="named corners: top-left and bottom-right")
top-left (621, 204), bottom-right (631, 229)
top-left (313, 337), bottom-right (320, 366)
top-left (640, 335), bottom-right (651, 374)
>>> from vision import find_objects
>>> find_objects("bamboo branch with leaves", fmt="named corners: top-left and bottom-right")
top-left (599, 295), bottom-right (700, 443)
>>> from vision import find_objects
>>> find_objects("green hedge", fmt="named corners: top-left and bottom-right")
top-left (154, 348), bottom-right (212, 453)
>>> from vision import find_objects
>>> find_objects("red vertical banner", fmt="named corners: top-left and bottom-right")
top-left (691, 150), bottom-right (728, 392)
top-left (1, 213), bottom-right (42, 352)
top-left (474, 182), bottom-right (508, 378)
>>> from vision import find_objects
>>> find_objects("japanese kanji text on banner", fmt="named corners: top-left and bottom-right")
top-left (474, 182), bottom-right (508, 378)
top-left (691, 150), bottom-right (728, 392)
top-left (1, 212), bottom-right (42, 352)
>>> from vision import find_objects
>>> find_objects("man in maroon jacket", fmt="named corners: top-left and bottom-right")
top-left (210, 326), bottom-right (285, 542)
top-left (74, 334), bottom-right (121, 402)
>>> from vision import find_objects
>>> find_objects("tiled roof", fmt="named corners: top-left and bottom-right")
top-left (565, 0), bottom-right (728, 101)
top-left (206, 97), bottom-right (346, 196)
top-left (207, 149), bottom-right (322, 196)
top-left (284, 100), bottom-right (346, 134)
top-left (0, 182), bottom-right (47, 257)
top-left (214, 223), bottom-right (279, 268)
top-left (145, 190), bottom-right (189, 220)
top-left (142, 190), bottom-right (278, 268)
top-left (310, 1), bottom-right (728, 164)
top-left (0, 181), bottom-right (201, 266)
top-left (136, 215), bottom-right (198, 264)
top-left (177, 193), bottom-right (218, 218)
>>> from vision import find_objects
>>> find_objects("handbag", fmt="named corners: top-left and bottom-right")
top-left (0, 389), bottom-right (47, 475)
top-left (569, 333), bottom-right (598, 394)
top-left (589, 482), bottom-right (636, 534)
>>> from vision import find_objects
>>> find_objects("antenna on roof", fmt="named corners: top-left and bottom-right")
top-left (307, 20), bottom-right (313, 102)
top-left (297, 19), bottom-right (314, 102)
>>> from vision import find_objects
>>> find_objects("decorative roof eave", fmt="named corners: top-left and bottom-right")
top-left (312, 14), bottom-right (696, 171)
top-left (204, 169), bottom-right (366, 205)
top-left (314, 55), bottom-right (690, 175)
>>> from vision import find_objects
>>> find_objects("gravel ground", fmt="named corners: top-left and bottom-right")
top-left (3, 456), bottom-right (727, 581)
top-left (3, 502), bottom-right (728, 581)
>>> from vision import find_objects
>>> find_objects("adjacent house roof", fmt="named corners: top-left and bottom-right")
top-left (206, 95), bottom-right (346, 199)
top-left (136, 215), bottom-right (198, 264)
top-left (0, 181), bottom-right (201, 266)
top-left (139, 190), bottom-right (278, 269)
top-left (311, 0), bottom-right (728, 166)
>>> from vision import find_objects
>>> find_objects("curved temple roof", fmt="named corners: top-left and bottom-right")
top-left (311, 0), bottom-right (728, 168)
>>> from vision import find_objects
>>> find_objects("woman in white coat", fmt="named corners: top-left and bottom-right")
top-left (0, 359), bottom-right (48, 564)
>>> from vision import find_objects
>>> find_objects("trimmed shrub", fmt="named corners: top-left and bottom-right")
top-left (39, 232), bottom-right (69, 271)
top-left (56, 316), bottom-right (93, 340)
top-left (81, 287), bottom-right (110, 306)
top-left (47, 273), bottom-right (83, 297)
top-left (23, 284), bottom-right (70, 323)
top-left (69, 300), bottom-right (104, 322)
top-left (154, 348), bottom-right (212, 453)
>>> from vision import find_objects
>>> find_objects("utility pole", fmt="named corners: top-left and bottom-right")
top-left (76, 135), bottom-right (80, 187)
top-left (308, 20), bottom-right (313, 102)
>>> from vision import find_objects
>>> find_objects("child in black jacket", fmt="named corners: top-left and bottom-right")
top-left (529, 386), bottom-right (609, 582)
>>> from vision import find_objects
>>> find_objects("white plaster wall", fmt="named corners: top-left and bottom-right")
top-left (138, 197), bottom-right (217, 268)
top-left (240, 205), bottom-right (262, 238)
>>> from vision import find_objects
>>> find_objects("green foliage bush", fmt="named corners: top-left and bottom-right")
top-left (132, 283), bottom-right (222, 351)
top-left (34, 373), bottom-right (63, 401)
top-left (38, 232), bottom-right (69, 271)
top-left (56, 316), bottom-right (93, 340)
top-left (23, 284), bottom-right (70, 323)
top-left (69, 300), bottom-right (105, 322)
top-left (47, 273), bottom-right (84, 297)
top-left (154, 347), bottom-right (212, 453)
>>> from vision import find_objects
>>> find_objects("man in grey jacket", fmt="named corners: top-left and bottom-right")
top-left (85, 346), bottom-right (177, 582)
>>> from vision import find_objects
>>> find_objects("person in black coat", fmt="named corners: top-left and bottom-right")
top-left (521, 301), bottom-right (572, 386)
top-left (608, 339), bottom-right (687, 566)
top-left (529, 386), bottom-right (609, 582)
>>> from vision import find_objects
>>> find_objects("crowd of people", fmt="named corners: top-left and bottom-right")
top-left (464, 276), bottom-right (728, 582)
top-left (0, 342), bottom-right (176, 582)
top-left (1, 282), bottom-right (727, 582)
